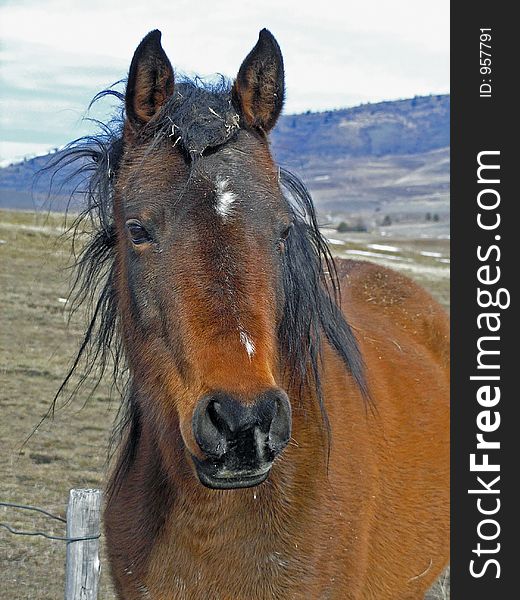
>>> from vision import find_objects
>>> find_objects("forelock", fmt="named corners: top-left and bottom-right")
top-left (159, 80), bottom-right (240, 156)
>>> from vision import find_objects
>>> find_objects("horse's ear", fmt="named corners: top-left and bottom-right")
top-left (125, 30), bottom-right (174, 131)
top-left (232, 29), bottom-right (284, 133)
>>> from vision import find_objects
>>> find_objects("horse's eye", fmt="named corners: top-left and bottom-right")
top-left (280, 223), bottom-right (294, 241)
top-left (126, 220), bottom-right (151, 245)
top-left (278, 223), bottom-right (294, 253)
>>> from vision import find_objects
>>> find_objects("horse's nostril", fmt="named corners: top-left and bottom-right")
top-left (265, 391), bottom-right (292, 453)
top-left (192, 397), bottom-right (228, 458)
top-left (207, 400), bottom-right (230, 434)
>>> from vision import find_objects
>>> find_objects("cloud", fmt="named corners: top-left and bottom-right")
top-left (0, 141), bottom-right (58, 167)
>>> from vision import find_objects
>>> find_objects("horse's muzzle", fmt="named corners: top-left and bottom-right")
top-left (191, 389), bottom-right (291, 489)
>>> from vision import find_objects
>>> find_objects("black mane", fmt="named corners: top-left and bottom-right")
top-left (46, 79), bottom-right (368, 468)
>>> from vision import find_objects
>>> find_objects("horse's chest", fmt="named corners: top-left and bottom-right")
top-left (142, 530), bottom-right (309, 600)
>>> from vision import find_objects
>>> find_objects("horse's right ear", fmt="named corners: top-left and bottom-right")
top-left (125, 30), bottom-right (174, 132)
top-left (232, 29), bottom-right (284, 133)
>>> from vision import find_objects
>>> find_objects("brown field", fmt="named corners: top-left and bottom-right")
top-left (0, 209), bottom-right (449, 599)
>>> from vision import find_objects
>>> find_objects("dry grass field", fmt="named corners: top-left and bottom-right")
top-left (0, 209), bottom-right (449, 599)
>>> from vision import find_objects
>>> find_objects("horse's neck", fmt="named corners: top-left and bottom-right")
top-left (142, 434), bottom-right (327, 595)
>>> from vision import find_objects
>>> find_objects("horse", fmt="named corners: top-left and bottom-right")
top-left (56, 29), bottom-right (449, 599)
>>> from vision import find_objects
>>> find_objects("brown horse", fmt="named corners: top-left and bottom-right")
top-left (57, 29), bottom-right (449, 599)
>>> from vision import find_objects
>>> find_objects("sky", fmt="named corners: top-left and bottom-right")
top-left (0, 0), bottom-right (449, 166)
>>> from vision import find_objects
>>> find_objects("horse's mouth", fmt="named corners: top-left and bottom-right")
top-left (193, 458), bottom-right (272, 490)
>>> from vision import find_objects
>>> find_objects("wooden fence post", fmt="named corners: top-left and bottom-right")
top-left (64, 488), bottom-right (102, 600)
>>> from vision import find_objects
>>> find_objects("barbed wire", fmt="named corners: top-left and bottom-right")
top-left (0, 500), bottom-right (100, 543)
top-left (0, 500), bottom-right (66, 522)
top-left (0, 523), bottom-right (99, 543)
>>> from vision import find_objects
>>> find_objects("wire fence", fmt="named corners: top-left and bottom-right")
top-left (0, 500), bottom-right (99, 542)
top-left (1, 490), bottom-right (102, 600)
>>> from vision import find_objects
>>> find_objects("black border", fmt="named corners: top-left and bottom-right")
top-left (451, 3), bottom-right (516, 597)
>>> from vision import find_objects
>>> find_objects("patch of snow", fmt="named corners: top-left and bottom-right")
top-left (344, 249), bottom-right (412, 262)
top-left (367, 244), bottom-right (400, 253)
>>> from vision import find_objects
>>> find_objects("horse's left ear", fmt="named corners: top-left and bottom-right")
top-left (125, 30), bottom-right (174, 131)
top-left (232, 29), bottom-right (285, 133)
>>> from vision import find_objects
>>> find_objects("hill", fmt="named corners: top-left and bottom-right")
top-left (272, 94), bottom-right (448, 162)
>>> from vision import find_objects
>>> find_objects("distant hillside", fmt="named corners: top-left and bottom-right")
top-left (0, 94), bottom-right (449, 219)
top-left (0, 153), bottom-right (63, 211)
top-left (272, 94), bottom-right (449, 163)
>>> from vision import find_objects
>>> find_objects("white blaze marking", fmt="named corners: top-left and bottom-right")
top-left (215, 177), bottom-right (237, 220)
top-left (239, 328), bottom-right (256, 359)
